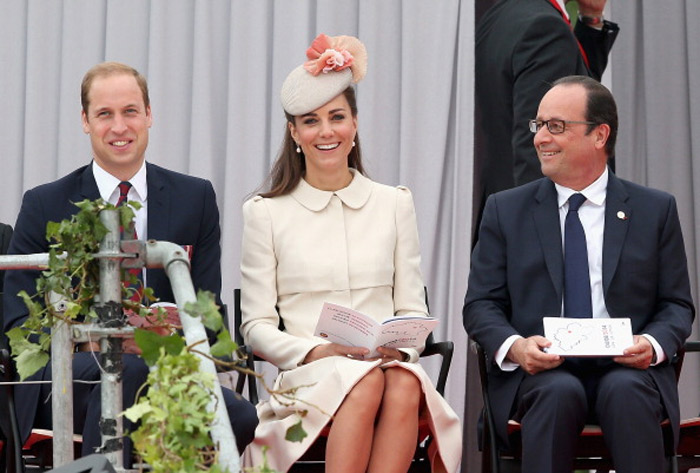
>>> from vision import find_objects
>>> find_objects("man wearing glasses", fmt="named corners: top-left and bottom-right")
top-left (464, 75), bottom-right (694, 473)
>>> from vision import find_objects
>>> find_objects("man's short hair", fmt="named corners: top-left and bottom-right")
top-left (81, 62), bottom-right (150, 115)
top-left (552, 75), bottom-right (618, 157)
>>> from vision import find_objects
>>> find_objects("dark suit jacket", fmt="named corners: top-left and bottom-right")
top-left (2, 162), bottom-right (222, 441)
top-left (463, 172), bottom-right (695, 445)
top-left (0, 222), bottom-right (13, 348)
top-left (473, 0), bottom-right (619, 239)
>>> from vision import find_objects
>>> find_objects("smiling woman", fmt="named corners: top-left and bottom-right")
top-left (289, 94), bottom-right (358, 191)
top-left (239, 33), bottom-right (462, 473)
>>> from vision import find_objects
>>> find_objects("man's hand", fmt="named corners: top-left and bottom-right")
top-left (613, 335), bottom-right (654, 369)
top-left (507, 336), bottom-right (563, 375)
top-left (576, 0), bottom-right (606, 16)
top-left (303, 343), bottom-right (370, 364)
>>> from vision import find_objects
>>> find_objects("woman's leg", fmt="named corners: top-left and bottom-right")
top-left (367, 367), bottom-right (421, 473)
top-left (325, 367), bottom-right (385, 473)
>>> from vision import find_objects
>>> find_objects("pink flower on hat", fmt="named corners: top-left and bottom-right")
top-left (303, 33), bottom-right (367, 83)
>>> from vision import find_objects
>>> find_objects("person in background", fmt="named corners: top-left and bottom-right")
top-left (240, 34), bottom-right (462, 473)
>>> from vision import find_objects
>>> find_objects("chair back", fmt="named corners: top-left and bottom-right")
top-left (0, 348), bottom-right (24, 472)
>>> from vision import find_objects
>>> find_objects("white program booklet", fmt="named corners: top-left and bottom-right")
top-left (543, 317), bottom-right (634, 356)
top-left (313, 302), bottom-right (439, 358)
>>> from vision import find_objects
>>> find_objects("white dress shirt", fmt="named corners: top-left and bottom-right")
top-left (92, 160), bottom-right (148, 284)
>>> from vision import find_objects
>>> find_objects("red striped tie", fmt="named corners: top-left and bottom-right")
top-left (117, 181), bottom-right (142, 302)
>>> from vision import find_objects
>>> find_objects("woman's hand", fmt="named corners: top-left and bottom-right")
top-left (303, 343), bottom-right (369, 364)
top-left (369, 346), bottom-right (406, 363)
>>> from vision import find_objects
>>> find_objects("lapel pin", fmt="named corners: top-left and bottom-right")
top-left (617, 211), bottom-right (627, 220)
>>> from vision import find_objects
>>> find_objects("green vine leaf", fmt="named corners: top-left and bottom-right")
top-left (284, 418), bottom-right (308, 443)
top-left (134, 329), bottom-right (186, 366)
top-left (210, 329), bottom-right (237, 359)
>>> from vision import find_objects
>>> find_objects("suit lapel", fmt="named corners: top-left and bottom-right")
top-left (146, 163), bottom-right (170, 241)
top-left (602, 173), bottom-right (630, 294)
top-left (79, 164), bottom-right (101, 201)
top-left (533, 179), bottom-right (564, 302)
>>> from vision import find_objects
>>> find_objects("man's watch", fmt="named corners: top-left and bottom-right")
top-left (578, 14), bottom-right (604, 27)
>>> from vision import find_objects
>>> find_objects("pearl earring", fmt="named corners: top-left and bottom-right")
top-left (352, 141), bottom-right (356, 147)
top-left (296, 145), bottom-right (301, 154)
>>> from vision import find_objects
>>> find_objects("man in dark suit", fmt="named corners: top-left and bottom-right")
top-left (464, 76), bottom-right (694, 473)
top-left (474, 0), bottom-right (619, 241)
top-left (0, 222), bottom-right (12, 350)
top-left (3, 62), bottom-right (257, 464)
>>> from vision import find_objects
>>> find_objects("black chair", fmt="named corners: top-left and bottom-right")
top-left (473, 339), bottom-right (685, 473)
top-left (1, 347), bottom-right (24, 472)
top-left (233, 287), bottom-right (453, 472)
top-left (674, 340), bottom-right (700, 473)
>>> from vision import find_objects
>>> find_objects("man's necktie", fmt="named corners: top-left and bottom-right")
top-left (564, 193), bottom-right (592, 318)
top-left (117, 181), bottom-right (142, 301)
top-left (117, 181), bottom-right (136, 239)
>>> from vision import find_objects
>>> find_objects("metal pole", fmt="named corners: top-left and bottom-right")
top-left (50, 294), bottom-right (74, 467)
top-left (0, 253), bottom-right (50, 269)
top-left (145, 240), bottom-right (240, 471)
top-left (96, 209), bottom-right (126, 469)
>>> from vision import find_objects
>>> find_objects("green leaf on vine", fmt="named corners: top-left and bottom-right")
top-left (284, 418), bottom-right (308, 443)
top-left (135, 329), bottom-right (186, 366)
top-left (210, 329), bottom-right (237, 358)
top-left (7, 331), bottom-right (50, 380)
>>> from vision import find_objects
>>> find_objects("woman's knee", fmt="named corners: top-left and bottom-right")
top-left (345, 368), bottom-right (385, 409)
top-left (382, 368), bottom-right (421, 409)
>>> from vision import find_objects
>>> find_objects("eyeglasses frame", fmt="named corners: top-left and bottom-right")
top-left (528, 118), bottom-right (598, 134)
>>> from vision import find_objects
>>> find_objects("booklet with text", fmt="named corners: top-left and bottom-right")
top-left (314, 303), bottom-right (439, 358)
top-left (543, 317), bottom-right (634, 356)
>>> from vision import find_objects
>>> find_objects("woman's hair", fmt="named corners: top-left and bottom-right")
top-left (259, 87), bottom-right (366, 198)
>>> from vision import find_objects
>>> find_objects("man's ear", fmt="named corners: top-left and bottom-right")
top-left (594, 123), bottom-right (611, 150)
top-left (81, 110), bottom-right (90, 134)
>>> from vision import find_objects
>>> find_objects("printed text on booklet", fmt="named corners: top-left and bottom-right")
top-left (314, 303), bottom-right (439, 358)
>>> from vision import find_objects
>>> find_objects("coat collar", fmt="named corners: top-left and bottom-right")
top-left (290, 169), bottom-right (373, 212)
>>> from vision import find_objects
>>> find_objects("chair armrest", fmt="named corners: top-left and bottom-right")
top-left (420, 340), bottom-right (453, 396)
top-left (471, 339), bottom-right (501, 469)
top-left (234, 344), bottom-right (259, 404)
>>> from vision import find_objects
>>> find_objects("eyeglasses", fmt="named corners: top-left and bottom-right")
top-left (528, 118), bottom-right (597, 134)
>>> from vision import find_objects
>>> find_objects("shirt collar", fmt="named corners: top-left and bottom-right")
top-left (92, 160), bottom-right (148, 204)
top-left (290, 168), bottom-right (373, 212)
top-left (555, 167), bottom-right (608, 209)
top-left (555, 0), bottom-right (570, 19)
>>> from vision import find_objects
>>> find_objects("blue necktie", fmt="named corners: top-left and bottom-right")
top-left (564, 193), bottom-right (592, 318)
